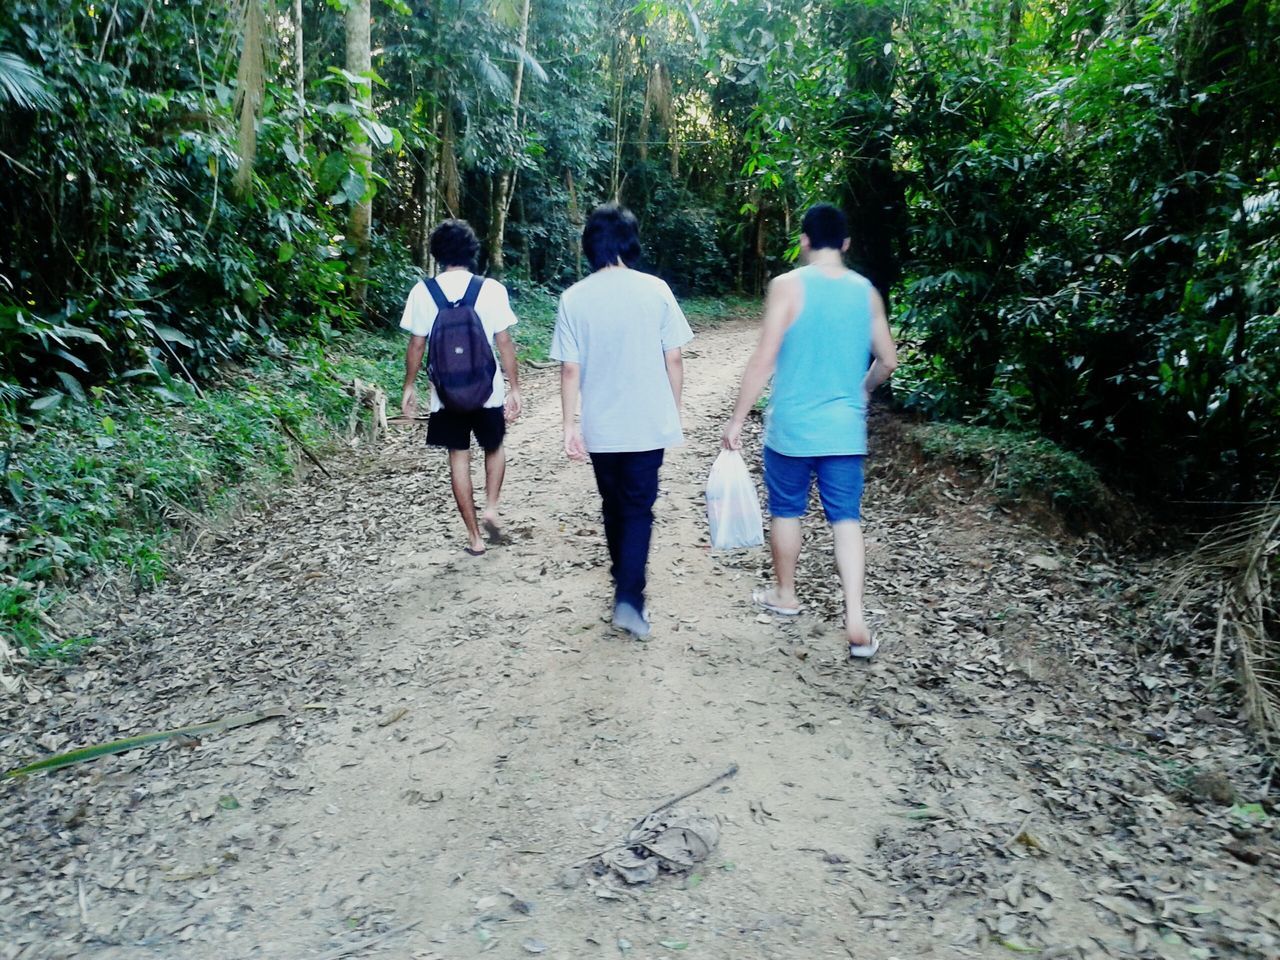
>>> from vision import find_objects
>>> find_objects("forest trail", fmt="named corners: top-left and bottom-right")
top-left (2, 320), bottom-right (1276, 960)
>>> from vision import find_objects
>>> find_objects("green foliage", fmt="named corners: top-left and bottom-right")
top-left (508, 286), bottom-right (560, 363)
top-left (0, 0), bottom-right (415, 409)
top-left (889, 0), bottom-right (1280, 502)
top-left (914, 422), bottom-right (1110, 519)
top-left (0, 329), bottom-right (405, 656)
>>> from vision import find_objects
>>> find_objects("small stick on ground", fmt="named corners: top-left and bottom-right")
top-left (303, 920), bottom-right (420, 960)
top-left (571, 763), bottom-right (740, 866)
top-left (629, 762), bottom-right (739, 833)
top-left (277, 418), bottom-right (332, 478)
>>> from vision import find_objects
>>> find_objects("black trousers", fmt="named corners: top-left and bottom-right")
top-left (589, 449), bottom-right (664, 611)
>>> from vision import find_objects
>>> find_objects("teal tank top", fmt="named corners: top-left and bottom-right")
top-left (764, 266), bottom-right (874, 457)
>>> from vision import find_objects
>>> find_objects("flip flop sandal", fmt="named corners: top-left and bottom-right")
top-left (464, 546), bottom-right (486, 557)
top-left (482, 518), bottom-right (505, 545)
top-left (847, 634), bottom-right (880, 660)
top-left (752, 588), bottom-right (801, 617)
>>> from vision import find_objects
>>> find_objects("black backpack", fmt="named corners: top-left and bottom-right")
top-left (424, 275), bottom-right (497, 412)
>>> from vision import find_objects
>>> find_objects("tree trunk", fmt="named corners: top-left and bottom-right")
top-left (421, 130), bottom-right (439, 271)
top-left (638, 66), bottom-right (654, 162)
top-left (610, 41), bottom-right (626, 201)
top-left (837, 0), bottom-right (905, 308)
top-left (488, 0), bottom-right (531, 279)
top-left (517, 191), bottom-right (532, 277)
top-left (293, 0), bottom-right (305, 147)
top-left (566, 167), bottom-right (583, 279)
top-left (669, 110), bottom-right (680, 178)
top-left (346, 0), bottom-right (373, 310)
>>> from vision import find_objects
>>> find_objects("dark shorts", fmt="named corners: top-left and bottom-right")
top-left (426, 406), bottom-right (506, 452)
top-left (763, 447), bottom-right (864, 523)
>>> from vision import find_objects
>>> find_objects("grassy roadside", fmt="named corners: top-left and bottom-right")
top-left (0, 294), bottom-right (753, 659)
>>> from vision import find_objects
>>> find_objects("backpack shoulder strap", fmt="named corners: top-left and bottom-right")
top-left (461, 275), bottom-right (485, 308)
top-left (422, 277), bottom-right (451, 311)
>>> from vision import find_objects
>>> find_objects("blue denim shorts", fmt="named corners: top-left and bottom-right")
top-left (763, 447), bottom-right (865, 523)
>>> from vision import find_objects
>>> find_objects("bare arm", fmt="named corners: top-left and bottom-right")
top-left (402, 334), bottom-right (427, 417)
top-left (495, 329), bottom-right (522, 422)
top-left (664, 347), bottom-right (684, 412)
top-left (862, 290), bottom-right (898, 397)
top-left (721, 274), bottom-right (800, 449)
top-left (560, 361), bottom-right (586, 461)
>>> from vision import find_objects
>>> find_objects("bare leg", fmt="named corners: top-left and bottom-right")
top-left (767, 516), bottom-right (803, 609)
top-left (482, 445), bottom-right (506, 535)
top-left (832, 520), bottom-right (870, 647)
top-left (448, 449), bottom-right (485, 554)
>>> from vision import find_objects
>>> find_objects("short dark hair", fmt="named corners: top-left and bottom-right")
top-left (430, 219), bottom-right (480, 269)
top-left (800, 203), bottom-right (849, 251)
top-left (583, 204), bottom-right (642, 271)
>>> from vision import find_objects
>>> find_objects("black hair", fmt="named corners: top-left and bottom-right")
top-left (430, 219), bottom-right (481, 269)
top-left (800, 203), bottom-right (849, 252)
top-left (582, 204), bottom-right (642, 271)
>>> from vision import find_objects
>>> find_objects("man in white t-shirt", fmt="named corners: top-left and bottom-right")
top-left (551, 205), bottom-right (694, 637)
top-left (401, 220), bottom-right (522, 556)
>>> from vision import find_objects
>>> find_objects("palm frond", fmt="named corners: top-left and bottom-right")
top-left (0, 51), bottom-right (57, 110)
top-left (502, 41), bottom-right (547, 84)
top-left (470, 51), bottom-right (513, 98)
top-left (1167, 496), bottom-right (1280, 751)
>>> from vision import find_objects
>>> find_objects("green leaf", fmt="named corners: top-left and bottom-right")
top-left (278, 242), bottom-right (296, 263)
top-left (658, 941), bottom-right (688, 951)
top-left (1230, 802), bottom-right (1267, 823)
top-left (6, 468), bottom-right (26, 505)
top-left (341, 170), bottom-right (368, 204)
top-left (153, 326), bottom-right (195, 349)
top-left (998, 939), bottom-right (1039, 954)
top-left (218, 796), bottom-right (241, 810)
top-left (358, 118), bottom-right (396, 149)
top-left (54, 370), bottom-right (86, 402)
top-left (52, 348), bottom-right (90, 372)
top-left (894, 806), bottom-right (947, 820)
top-left (3, 708), bottom-right (288, 779)
top-left (147, 386), bottom-right (188, 405)
top-left (28, 391), bottom-right (63, 412)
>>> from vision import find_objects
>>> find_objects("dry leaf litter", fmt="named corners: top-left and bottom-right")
top-left (0, 321), bottom-right (1275, 960)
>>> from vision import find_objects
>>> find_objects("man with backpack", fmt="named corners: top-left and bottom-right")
top-left (552, 205), bottom-right (693, 638)
top-left (401, 219), bottom-right (521, 556)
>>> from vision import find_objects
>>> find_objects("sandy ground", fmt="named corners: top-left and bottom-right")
top-left (2, 319), bottom-right (1276, 960)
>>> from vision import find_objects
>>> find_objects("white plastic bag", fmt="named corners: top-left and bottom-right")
top-left (705, 450), bottom-right (764, 551)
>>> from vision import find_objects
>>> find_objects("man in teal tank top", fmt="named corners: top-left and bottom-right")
top-left (721, 204), bottom-right (898, 659)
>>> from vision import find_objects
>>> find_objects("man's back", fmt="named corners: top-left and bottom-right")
top-left (765, 265), bottom-right (874, 458)
top-left (552, 267), bottom-right (692, 453)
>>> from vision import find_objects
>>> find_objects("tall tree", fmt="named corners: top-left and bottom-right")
top-left (488, 0), bottom-right (532, 278)
top-left (346, 0), bottom-right (373, 307)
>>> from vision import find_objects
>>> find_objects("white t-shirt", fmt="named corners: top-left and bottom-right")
top-left (550, 268), bottom-right (693, 453)
top-left (399, 270), bottom-right (518, 412)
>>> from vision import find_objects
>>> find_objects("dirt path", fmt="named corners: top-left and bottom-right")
top-left (2, 319), bottom-right (1276, 960)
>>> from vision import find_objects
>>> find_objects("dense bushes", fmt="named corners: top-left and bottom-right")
top-left (0, 334), bottom-right (400, 655)
top-left (891, 0), bottom-right (1280, 503)
top-left (2, 0), bottom-right (1276, 521)
top-left (716, 0), bottom-right (1279, 506)
top-left (0, 1), bottom-right (380, 408)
